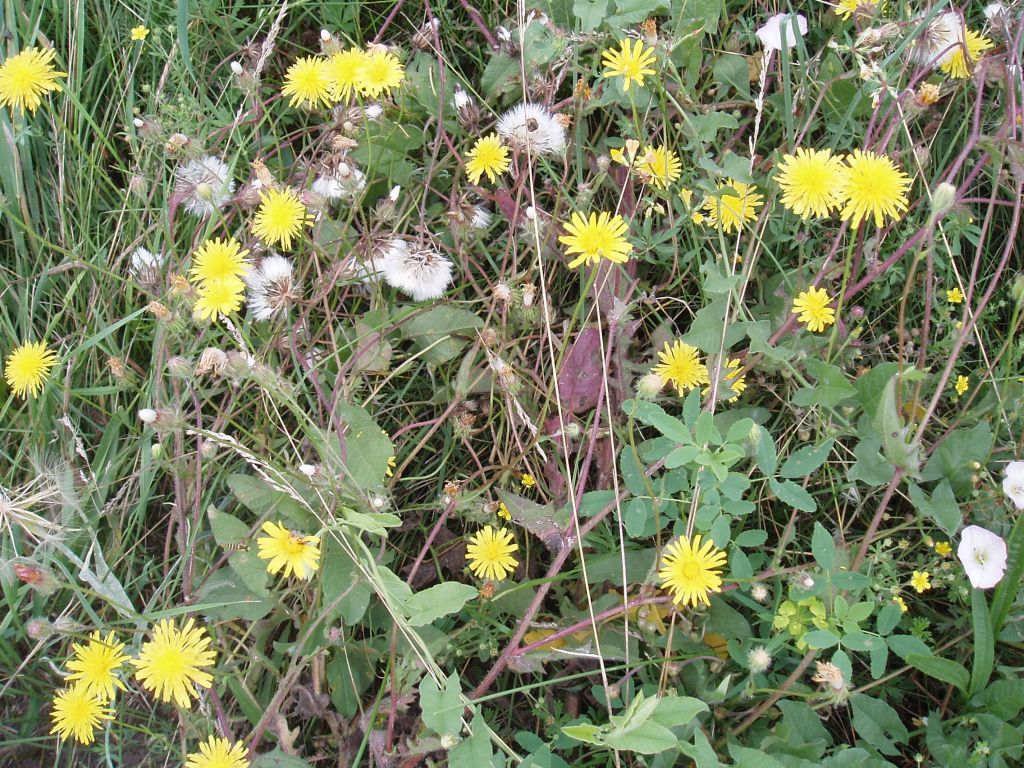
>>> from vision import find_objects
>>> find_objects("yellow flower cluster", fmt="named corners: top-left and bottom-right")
top-left (282, 44), bottom-right (405, 109)
top-left (189, 237), bottom-right (250, 321)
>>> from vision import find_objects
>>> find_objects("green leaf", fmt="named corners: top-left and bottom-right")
top-left (228, 474), bottom-right (310, 526)
top-left (315, 404), bottom-right (392, 491)
top-left (227, 550), bottom-right (269, 593)
top-left (907, 480), bottom-right (961, 538)
top-left (649, 695), bottom-right (708, 728)
top-left (781, 440), bottom-right (834, 478)
top-left (207, 505), bottom-right (249, 547)
top-left (419, 671), bottom-right (463, 735)
top-left (681, 299), bottom-right (746, 354)
top-left (250, 751), bottom-right (313, 768)
top-left (750, 424), bottom-right (778, 475)
top-left (811, 522), bottom-right (836, 571)
top-left (405, 582), bottom-right (478, 626)
top-left (802, 629), bottom-right (840, 649)
top-left (573, 0), bottom-right (611, 30)
top-left (906, 654), bottom-right (969, 692)
top-left (921, 422), bottom-right (992, 494)
top-left (496, 489), bottom-right (567, 550)
top-left (623, 399), bottom-right (692, 443)
top-left (792, 360), bottom-right (856, 408)
top-left (713, 53), bottom-right (750, 99)
top-left (400, 306), bottom-right (483, 365)
top-left (990, 512), bottom-right (1024, 635)
top-left (848, 438), bottom-right (894, 487)
top-left (321, 537), bottom-right (373, 625)
top-left (604, 720), bottom-right (678, 753)
top-left (850, 694), bottom-right (909, 756)
top-left (872, 374), bottom-right (920, 475)
top-left (326, 645), bottom-right (375, 718)
top-left (769, 478), bottom-right (816, 512)
top-left (886, 634), bottom-right (931, 660)
top-left (194, 569), bottom-right (273, 621)
top-left (853, 362), bottom-right (900, 420)
top-left (969, 588), bottom-right (994, 696)
top-left (876, 603), bottom-right (903, 635)
top-left (728, 745), bottom-right (785, 768)
top-left (449, 714), bottom-right (494, 766)
top-left (562, 723), bottom-right (603, 745)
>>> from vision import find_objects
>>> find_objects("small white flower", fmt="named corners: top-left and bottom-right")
top-left (496, 102), bottom-right (567, 156)
top-left (957, 525), bottom-right (1008, 589)
top-left (1002, 461), bottom-right (1024, 510)
top-left (469, 206), bottom-right (492, 230)
top-left (755, 13), bottom-right (808, 52)
top-left (389, 185), bottom-right (401, 202)
top-left (173, 155), bottom-right (235, 217)
top-left (909, 12), bottom-right (964, 67)
top-left (246, 255), bottom-right (299, 321)
top-left (298, 463), bottom-right (318, 477)
top-left (381, 243), bottom-right (455, 302)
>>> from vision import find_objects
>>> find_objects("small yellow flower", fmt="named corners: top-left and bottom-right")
top-left (185, 735), bottom-right (251, 768)
top-left (835, 0), bottom-right (883, 20)
top-left (703, 358), bottom-right (747, 402)
top-left (252, 187), bottom-right (312, 250)
top-left (466, 525), bottom-right (518, 581)
top-left (651, 340), bottom-right (709, 395)
top-left (940, 29), bottom-right (993, 80)
top-left (189, 237), bottom-right (251, 286)
top-left (558, 211), bottom-right (633, 269)
top-left (327, 47), bottom-right (369, 101)
top-left (130, 25), bottom-right (150, 42)
top-left (4, 340), bottom-right (58, 399)
top-left (131, 618), bottom-right (216, 708)
top-left (520, 473), bottom-right (536, 488)
top-left (464, 133), bottom-right (510, 185)
top-left (257, 521), bottom-right (321, 579)
top-left (635, 145), bottom-right (681, 189)
top-left (909, 570), bottom-right (931, 593)
top-left (357, 48), bottom-right (405, 98)
top-left (281, 56), bottom-right (334, 108)
top-left (658, 534), bottom-right (727, 608)
top-left (792, 286), bottom-right (837, 333)
top-left (193, 277), bottom-right (246, 321)
top-left (66, 631), bottom-right (130, 702)
top-left (50, 686), bottom-right (113, 744)
top-left (0, 47), bottom-right (65, 113)
top-left (934, 541), bottom-right (952, 556)
top-left (701, 180), bottom-right (763, 233)
top-left (496, 501), bottom-right (511, 520)
top-left (893, 595), bottom-right (908, 613)
top-left (954, 375), bottom-right (970, 397)
top-left (946, 286), bottom-right (964, 304)
top-left (601, 38), bottom-right (657, 92)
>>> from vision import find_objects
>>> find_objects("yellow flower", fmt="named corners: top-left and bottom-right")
top-left (893, 595), bottom-right (908, 613)
top-left (464, 133), bottom-right (510, 185)
top-left (281, 56), bottom-right (334, 109)
top-left (558, 211), bottom-right (633, 269)
top-left (601, 38), bottom-right (657, 92)
top-left (520, 473), bottom-right (536, 488)
top-left (658, 534), bottom-right (728, 607)
top-left (635, 145), bottom-right (681, 189)
top-left (130, 25), bottom-right (150, 42)
top-left (327, 47), bottom-right (369, 101)
top-left (357, 48), bottom-right (404, 98)
top-left (701, 180), bottom-right (763, 233)
top-left (252, 187), bottom-right (311, 250)
top-left (466, 525), bottom-right (518, 581)
top-left (946, 286), bottom-right (964, 304)
top-left (66, 631), bottom-right (130, 702)
top-left (131, 618), bottom-right (216, 708)
top-left (704, 358), bottom-right (747, 402)
top-left (257, 521), bottom-right (321, 579)
top-left (651, 340), bottom-right (709, 395)
top-left (50, 686), bottom-right (113, 744)
top-left (194, 277), bottom-right (245, 321)
top-left (792, 286), bottom-right (837, 333)
top-left (835, 0), bottom-right (883, 20)
top-left (934, 541), bottom-right (952, 556)
top-left (835, 150), bottom-right (911, 228)
top-left (189, 237), bottom-right (250, 286)
top-left (916, 82), bottom-right (942, 106)
top-left (4, 340), bottom-right (58, 398)
top-left (775, 147), bottom-right (846, 219)
top-left (497, 501), bottom-right (511, 520)
top-left (185, 735), bottom-right (251, 768)
top-left (940, 29), bottom-right (993, 79)
top-left (909, 570), bottom-right (931, 593)
top-left (0, 47), bottom-right (64, 113)
top-left (954, 375), bottom-right (970, 397)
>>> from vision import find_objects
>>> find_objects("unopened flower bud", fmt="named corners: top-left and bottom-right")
top-left (195, 347), bottom-right (228, 376)
top-left (1011, 274), bottom-right (1024, 306)
top-left (13, 563), bottom-right (59, 595)
top-left (166, 356), bottom-right (191, 378)
top-left (636, 372), bottom-right (665, 399)
top-left (138, 408), bottom-right (158, 424)
top-left (26, 617), bottom-right (55, 640)
top-left (230, 61), bottom-right (244, 76)
top-left (929, 181), bottom-right (957, 225)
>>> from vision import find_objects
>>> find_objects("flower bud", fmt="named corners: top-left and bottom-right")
top-left (230, 61), bottom-right (244, 76)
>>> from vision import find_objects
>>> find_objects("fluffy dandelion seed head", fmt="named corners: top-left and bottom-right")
top-left (792, 286), bottom-right (837, 333)
top-left (257, 521), bottom-right (321, 579)
top-left (635, 145), bottom-right (681, 189)
top-left (775, 147), bottom-right (846, 219)
top-left (357, 49), bottom-right (405, 98)
top-left (131, 618), bottom-right (216, 707)
top-left (281, 56), bottom-right (334, 108)
top-left (327, 47), bottom-right (370, 100)
top-left (910, 12), bottom-right (964, 67)
top-left (751, 583), bottom-right (770, 603)
top-left (496, 102), bottom-right (567, 156)
top-left (193, 277), bottom-right (246, 321)
top-left (66, 631), bottom-right (130, 702)
top-left (466, 525), bottom-right (519, 581)
top-left (636, 371), bottom-right (666, 399)
top-left (130, 247), bottom-right (163, 284)
top-left (470, 206), bottom-right (492, 230)
top-left (246, 255), bottom-right (299, 321)
top-left (940, 29), bottom-right (994, 79)
top-left (748, 646), bottom-right (773, 674)
top-left (312, 162), bottom-right (367, 201)
top-left (50, 686), bottom-right (112, 744)
top-left (185, 735), bottom-right (251, 768)
top-left (558, 211), bottom-right (632, 269)
top-left (4, 340), bottom-right (58, 399)
top-left (601, 38), bottom-right (657, 91)
top-left (174, 156), bottom-right (235, 218)
top-left (465, 133), bottom-right (511, 185)
top-left (380, 244), bottom-right (455, 301)
top-left (189, 237), bottom-right (250, 285)
top-left (0, 47), bottom-right (65, 113)
top-left (835, 150), bottom-right (911, 228)
top-left (701, 180), bottom-right (764, 233)
top-left (252, 187), bottom-right (311, 250)
top-left (652, 341), bottom-right (709, 395)
top-left (658, 534), bottom-right (728, 608)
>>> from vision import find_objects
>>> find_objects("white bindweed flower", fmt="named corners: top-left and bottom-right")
top-left (909, 12), bottom-right (964, 67)
top-left (246, 255), bottom-right (299, 321)
top-left (1002, 461), bottom-right (1024, 510)
top-left (173, 155), bottom-right (235, 217)
top-left (756, 13), bottom-right (808, 52)
top-left (496, 102), bottom-right (567, 156)
top-left (381, 243), bottom-right (455, 301)
top-left (957, 525), bottom-right (1008, 589)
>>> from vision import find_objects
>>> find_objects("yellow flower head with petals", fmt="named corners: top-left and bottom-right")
top-left (5, 340), bottom-right (58, 399)
top-left (658, 534), bottom-right (728, 607)
top-left (652, 340), bottom-right (709, 396)
top-left (357, 48), bottom-right (405, 98)
top-left (558, 211), bottom-right (633, 269)
top-left (0, 47), bottom-right (65, 113)
top-left (465, 133), bottom-right (510, 185)
top-left (257, 520), bottom-right (321, 579)
top-left (466, 525), bottom-right (518, 581)
top-left (131, 618), bottom-right (216, 708)
top-left (281, 56), bottom-right (334, 108)
top-left (909, 570), bottom-right (931, 593)
top-left (946, 286), bottom-right (964, 304)
top-left (50, 686), bottom-right (113, 744)
top-left (66, 631), bottom-right (130, 702)
top-left (252, 187), bottom-right (311, 250)
top-left (602, 39), bottom-right (657, 92)
top-left (940, 29), bottom-right (993, 79)
top-left (701, 180), bottom-right (763, 233)
top-left (835, 150), bottom-right (911, 228)
top-left (130, 26), bottom-right (150, 42)
top-left (194, 277), bottom-right (246, 321)
top-left (635, 145), bottom-right (681, 189)
top-left (954, 374), bottom-right (970, 396)
top-left (792, 286), bottom-right (836, 333)
top-left (327, 47), bottom-right (370, 101)
top-left (189, 237), bottom-right (251, 286)
top-left (775, 147), bottom-right (846, 220)
top-left (185, 735), bottom-right (251, 768)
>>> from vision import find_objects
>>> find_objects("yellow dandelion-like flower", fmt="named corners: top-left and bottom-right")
top-left (601, 39), bottom-right (657, 92)
top-left (252, 187), bottom-right (311, 250)
top-left (704, 358), bottom-right (747, 402)
top-left (185, 735), bottom-right (251, 768)
top-left (909, 570), bottom-right (931, 593)
top-left (946, 286), bottom-right (964, 304)
top-left (701, 180), bottom-right (763, 233)
top-left (835, 150), bottom-right (911, 228)
top-left (194, 277), bottom-right (245, 321)
top-left (835, 0), bottom-right (883, 20)
top-left (658, 534), bottom-right (728, 608)
top-left (131, 618), bottom-right (216, 708)
top-left (66, 631), bottom-right (130, 703)
top-left (520, 473), bottom-right (536, 488)
top-left (934, 541), bottom-right (952, 556)
top-left (357, 48), bottom-right (405, 98)
top-left (775, 147), bottom-right (846, 219)
top-left (893, 595), bottom-right (908, 613)
top-left (327, 47), bottom-right (369, 101)
top-left (0, 47), bottom-right (64, 114)
top-left (130, 25), bottom-right (150, 42)
top-left (954, 375), bottom-right (970, 397)
top-left (558, 211), bottom-right (633, 269)
top-left (50, 686), bottom-right (113, 744)
top-left (792, 286), bottom-right (836, 333)
top-left (466, 525), bottom-right (518, 581)
top-left (464, 133), bottom-right (510, 185)
top-left (652, 340), bottom-right (709, 396)
top-left (281, 56), bottom-right (334, 109)
top-left (940, 29), bottom-right (993, 79)
top-left (257, 521), bottom-right (321, 579)
top-left (635, 145), bottom-right (681, 189)
top-left (189, 237), bottom-right (251, 286)
top-left (4, 340), bottom-right (58, 399)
